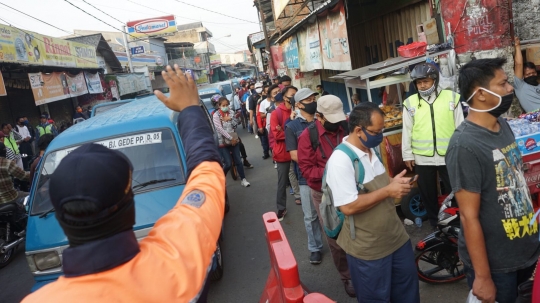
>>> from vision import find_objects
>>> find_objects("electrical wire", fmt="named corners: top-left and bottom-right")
top-left (81, 0), bottom-right (125, 24)
top-left (169, 0), bottom-right (259, 24)
top-left (0, 1), bottom-right (74, 35)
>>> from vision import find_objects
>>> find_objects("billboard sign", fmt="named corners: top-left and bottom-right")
top-left (131, 46), bottom-right (145, 55)
top-left (127, 15), bottom-right (177, 39)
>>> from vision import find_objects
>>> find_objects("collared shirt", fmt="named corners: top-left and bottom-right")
top-left (402, 89), bottom-right (464, 166)
top-left (15, 125), bottom-right (31, 139)
top-left (0, 157), bottom-right (29, 204)
top-left (298, 120), bottom-right (346, 192)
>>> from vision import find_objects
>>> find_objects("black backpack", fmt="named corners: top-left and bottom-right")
top-left (308, 121), bottom-right (349, 159)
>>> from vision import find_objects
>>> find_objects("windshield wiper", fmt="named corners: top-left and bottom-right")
top-left (133, 178), bottom-right (176, 191)
top-left (39, 207), bottom-right (55, 218)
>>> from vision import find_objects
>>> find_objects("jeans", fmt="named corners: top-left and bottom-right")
top-left (218, 145), bottom-right (246, 179)
top-left (258, 128), bottom-right (270, 157)
top-left (465, 263), bottom-right (536, 303)
top-left (311, 189), bottom-right (351, 280)
top-left (347, 240), bottom-right (419, 303)
top-left (300, 185), bottom-right (323, 252)
top-left (276, 161), bottom-right (290, 211)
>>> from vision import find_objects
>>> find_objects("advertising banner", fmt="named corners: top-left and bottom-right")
top-left (71, 41), bottom-right (98, 68)
top-left (116, 73), bottom-right (149, 96)
top-left (85, 71), bottom-right (104, 94)
top-left (282, 36), bottom-right (300, 69)
top-left (28, 72), bottom-right (71, 105)
top-left (318, 3), bottom-right (352, 71)
top-left (307, 21), bottom-right (323, 71)
top-left (0, 72), bottom-right (6, 96)
top-left (126, 15), bottom-right (177, 39)
top-left (0, 24), bottom-right (17, 63)
top-left (66, 72), bottom-right (89, 97)
top-left (210, 54), bottom-right (221, 68)
top-left (270, 45), bottom-right (285, 71)
top-left (41, 35), bottom-right (76, 67)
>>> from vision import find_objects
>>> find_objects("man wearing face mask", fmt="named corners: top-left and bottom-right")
top-left (297, 95), bottom-right (356, 297)
top-left (249, 83), bottom-right (264, 139)
top-left (326, 102), bottom-right (419, 302)
top-left (402, 63), bottom-right (464, 228)
top-left (514, 38), bottom-right (540, 113)
top-left (446, 58), bottom-right (540, 303)
top-left (284, 88), bottom-right (324, 264)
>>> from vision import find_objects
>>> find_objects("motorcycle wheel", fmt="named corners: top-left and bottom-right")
top-left (0, 227), bottom-right (14, 269)
top-left (230, 163), bottom-right (239, 181)
top-left (209, 241), bottom-right (224, 281)
top-left (401, 187), bottom-right (428, 221)
top-left (415, 248), bottom-right (465, 284)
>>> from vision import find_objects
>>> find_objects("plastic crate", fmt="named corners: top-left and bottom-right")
top-left (398, 42), bottom-right (427, 58)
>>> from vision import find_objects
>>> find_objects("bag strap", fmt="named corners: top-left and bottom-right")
top-left (308, 123), bottom-right (326, 159)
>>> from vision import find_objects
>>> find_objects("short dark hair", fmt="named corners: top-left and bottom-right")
top-left (348, 102), bottom-right (384, 133)
top-left (268, 84), bottom-right (280, 95)
top-left (316, 85), bottom-right (323, 89)
top-left (280, 75), bottom-right (291, 83)
top-left (458, 58), bottom-right (507, 102)
top-left (218, 97), bottom-right (229, 106)
top-left (38, 134), bottom-right (54, 151)
top-left (282, 86), bottom-right (298, 96)
top-left (262, 85), bottom-right (269, 91)
top-left (525, 62), bottom-right (537, 71)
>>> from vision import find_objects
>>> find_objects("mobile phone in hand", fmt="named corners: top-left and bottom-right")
top-left (409, 175), bottom-right (418, 184)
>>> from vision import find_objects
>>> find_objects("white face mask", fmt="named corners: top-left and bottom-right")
top-left (256, 88), bottom-right (263, 94)
top-left (466, 88), bottom-right (502, 112)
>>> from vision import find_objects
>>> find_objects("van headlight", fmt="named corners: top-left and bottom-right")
top-left (27, 251), bottom-right (61, 271)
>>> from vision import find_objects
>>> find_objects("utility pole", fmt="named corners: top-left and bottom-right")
top-left (256, 0), bottom-right (273, 76)
top-left (206, 32), bottom-right (212, 84)
top-left (122, 26), bottom-right (134, 73)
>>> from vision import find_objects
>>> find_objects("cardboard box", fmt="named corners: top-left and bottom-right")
top-left (516, 132), bottom-right (540, 156)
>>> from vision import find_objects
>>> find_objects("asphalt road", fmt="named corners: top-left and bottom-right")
top-left (0, 127), bottom-right (469, 302)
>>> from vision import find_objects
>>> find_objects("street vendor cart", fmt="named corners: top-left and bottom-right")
top-left (331, 50), bottom-right (452, 221)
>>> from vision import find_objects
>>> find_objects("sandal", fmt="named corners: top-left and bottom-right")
top-left (295, 198), bottom-right (301, 205)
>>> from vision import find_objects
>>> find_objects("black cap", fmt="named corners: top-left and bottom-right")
top-left (40, 114), bottom-right (47, 119)
top-left (50, 144), bottom-right (133, 221)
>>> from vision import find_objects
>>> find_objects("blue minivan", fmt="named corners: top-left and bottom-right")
top-left (198, 85), bottom-right (225, 112)
top-left (25, 95), bottom-right (224, 291)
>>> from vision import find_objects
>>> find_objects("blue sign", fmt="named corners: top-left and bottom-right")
top-left (131, 46), bottom-right (145, 55)
top-left (284, 36), bottom-right (299, 69)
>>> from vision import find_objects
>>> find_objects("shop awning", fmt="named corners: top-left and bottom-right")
top-left (276, 0), bottom-right (339, 43)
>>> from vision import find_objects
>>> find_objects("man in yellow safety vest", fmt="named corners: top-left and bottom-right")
top-left (402, 63), bottom-right (464, 228)
top-left (35, 114), bottom-right (58, 142)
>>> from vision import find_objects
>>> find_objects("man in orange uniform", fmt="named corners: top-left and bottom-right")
top-left (22, 64), bottom-right (225, 303)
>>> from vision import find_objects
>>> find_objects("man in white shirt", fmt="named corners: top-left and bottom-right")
top-left (14, 116), bottom-right (33, 170)
top-left (259, 84), bottom-right (280, 132)
top-left (402, 63), bottom-right (464, 227)
top-left (326, 102), bottom-right (419, 302)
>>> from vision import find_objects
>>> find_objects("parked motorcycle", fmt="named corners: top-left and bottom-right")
top-left (415, 192), bottom-right (465, 284)
top-left (0, 195), bottom-right (28, 269)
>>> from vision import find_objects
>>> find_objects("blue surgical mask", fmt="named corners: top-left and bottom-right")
top-left (360, 128), bottom-right (383, 148)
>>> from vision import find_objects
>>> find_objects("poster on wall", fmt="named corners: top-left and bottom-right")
top-left (66, 72), bottom-right (89, 97)
top-left (317, 2), bottom-right (352, 71)
top-left (297, 21), bottom-right (323, 72)
top-left (0, 73), bottom-right (6, 96)
top-left (116, 73), bottom-right (149, 96)
top-left (78, 74), bottom-right (114, 109)
top-left (85, 72), bottom-right (104, 94)
top-left (282, 36), bottom-right (300, 69)
top-left (28, 72), bottom-right (71, 105)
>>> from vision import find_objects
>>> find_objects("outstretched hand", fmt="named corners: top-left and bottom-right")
top-left (154, 65), bottom-right (200, 112)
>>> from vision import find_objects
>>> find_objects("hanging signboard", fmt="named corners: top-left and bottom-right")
top-left (28, 72), bottom-right (71, 105)
top-left (131, 46), bottom-right (145, 55)
top-left (71, 41), bottom-right (98, 68)
top-left (318, 2), bottom-right (352, 71)
top-left (41, 36), bottom-right (76, 67)
top-left (116, 73), bottom-right (149, 96)
top-left (85, 72), bottom-right (104, 94)
top-left (66, 72), bottom-right (89, 97)
top-left (126, 15), bottom-right (177, 39)
top-left (0, 73), bottom-right (6, 96)
top-left (282, 36), bottom-right (300, 69)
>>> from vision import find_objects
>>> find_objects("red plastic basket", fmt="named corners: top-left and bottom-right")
top-left (398, 42), bottom-right (427, 58)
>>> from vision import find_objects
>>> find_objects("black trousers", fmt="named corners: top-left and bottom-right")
top-left (414, 165), bottom-right (451, 227)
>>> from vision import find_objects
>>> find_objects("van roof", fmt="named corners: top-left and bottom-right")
top-left (48, 95), bottom-right (177, 151)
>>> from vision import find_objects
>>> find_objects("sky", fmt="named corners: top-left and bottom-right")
top-left (0, 0), bottom-right (262, 53)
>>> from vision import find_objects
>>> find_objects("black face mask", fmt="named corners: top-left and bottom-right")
top-left (488, 92), bottom-right (514, 118)
top-left (323, 120), bottom-right (340, 132)
top-left (524, 76), bottom-right (538, 86)
top-left (300, 102), bottom-right (317, 115)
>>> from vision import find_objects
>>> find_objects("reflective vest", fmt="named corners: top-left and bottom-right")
top-left (37, 124), bottom-right (53, 136)
top-left (403, 90), bottom-right (460, 157)
top-left (4, 133), bottom-right (19, 155)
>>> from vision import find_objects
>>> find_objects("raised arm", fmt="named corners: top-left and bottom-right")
top-left (515, 37), bottom-right (524, 80)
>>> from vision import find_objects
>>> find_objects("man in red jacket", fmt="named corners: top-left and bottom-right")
top-left (297, 95), bottom-right (355, 297)
top-left (271, 86), bottom-right (297, 221)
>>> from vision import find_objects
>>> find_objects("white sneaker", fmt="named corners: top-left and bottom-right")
top-left (274, 163), bottom-right (277, 169)
top-left (241, 178), bottom-right (251, 187)
top-left (255, 135), bottom-right (259, 139)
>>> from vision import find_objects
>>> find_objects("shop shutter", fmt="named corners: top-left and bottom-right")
top-left (48, 98), bottom-right (75, 129)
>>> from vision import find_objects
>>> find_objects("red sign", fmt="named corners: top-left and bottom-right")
top-left (126, 15), bottom-right (177, 39)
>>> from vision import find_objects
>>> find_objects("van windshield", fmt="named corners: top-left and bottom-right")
top-left (222, 84), bottom-right (232, 95)
top-left (31, 129), bottom-right (185, 216)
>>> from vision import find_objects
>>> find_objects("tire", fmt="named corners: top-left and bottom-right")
top-left (415, 248), bottom-right (465, 284)
top-left (230, 163), bottom-right (239, 181)
top-left (401, 187), bottom-right (427, 221)
top-left (0, 227), bottom-right (14, 269)
top-left (209, 242), bottom-right (223, 281)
